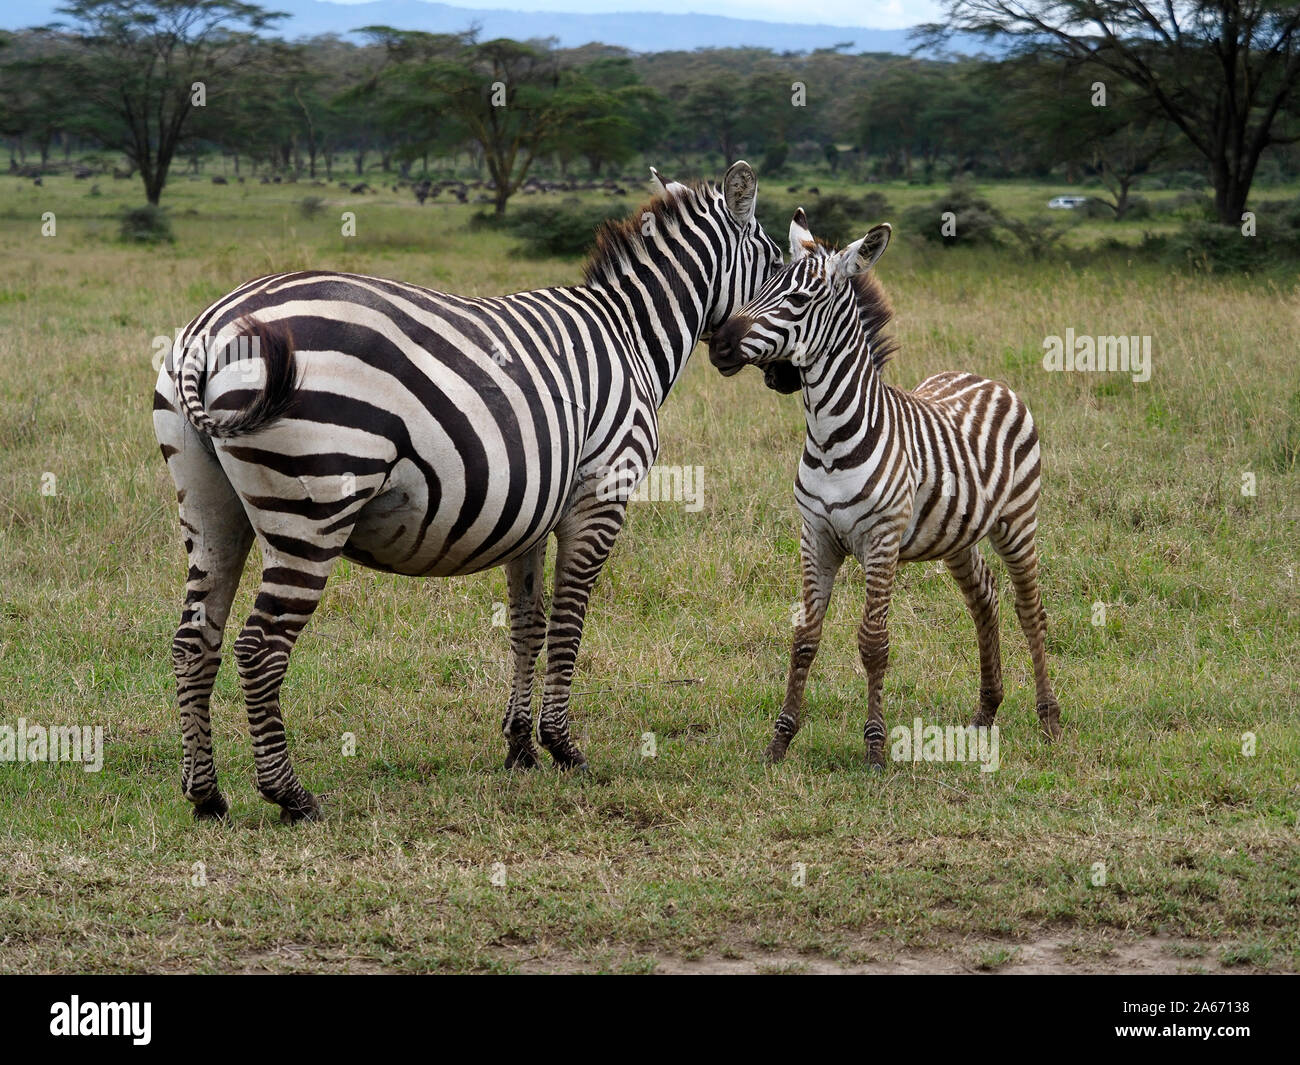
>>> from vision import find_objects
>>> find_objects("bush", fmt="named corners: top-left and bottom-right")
top-left (468, 209), bottom-right (506, 231)
top-left (119, 204), bottom-right (173, 244)
top-left (298, 195), bottom-right (325, 219)
top-left (756, 191), bottom-right (893, 249)
top-left (1080, 197), bottom-right (1113, 219)
top-left (800, 193), bottom-right (860, 246)
top-left (1161, 220), bottom-right (1280, 272)
top-left (762, 142), bottom-right (790, 176)
top-left (858, 190), bottom-right (891, 220)
top-left (902, 184), bottom-right (1001, 246)
top-left (504, 200), bottom-right (627, 257)
top-left (1122, 195), bottom-right (1153, 221)
top-left (997, 214), bottom-right (1075, 260)
top-left (1168, 190), bottom-right (1215, 221)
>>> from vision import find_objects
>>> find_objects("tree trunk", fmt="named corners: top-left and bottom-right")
top-left (1213, 165), bottom-right (1251, 226)
top-left (1113, 177), bottom-right (1131, 220)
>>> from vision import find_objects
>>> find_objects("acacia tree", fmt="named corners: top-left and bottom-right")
top-left (553, 56), bottom-right (663, 177)
top-left (375, 35), bottom-right (601, 214)
top-left (54, 0), bottom-right (283, 203)
top-left (925, 1), bottom-right (1300, 223)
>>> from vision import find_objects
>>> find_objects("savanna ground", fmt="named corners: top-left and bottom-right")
top-left (0, 170), bottom-right (1296, 974)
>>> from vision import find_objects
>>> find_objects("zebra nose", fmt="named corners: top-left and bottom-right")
top-left (709, 320), bottom-right (749, 376)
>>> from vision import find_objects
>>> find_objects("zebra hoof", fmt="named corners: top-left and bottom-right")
top-left (1039, 714), bottom-right (1063, 743)
top-left (505, 745), bottom-right (540, 770)
top-left (191, 791), bottom-right (229, 822)
top-left (279, 793), bottom-right (322, 825)
top-left (867, 761), bottom-right (885, 775)
top-left (764, 740), bottom-right (789, 765)
top-left (544, 744), bottom-right (588, 771)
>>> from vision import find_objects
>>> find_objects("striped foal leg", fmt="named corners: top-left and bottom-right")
top-left (767, 524), bottom-right (844, 764)
top-left (168, 456), bottom-right (254, 821)
top-left (502, 541), bottom-right (547, 769)
top-left (945, 545), bottom-right (1004, 728)
top-left (232, 540), bottom-right (347, 822)
top-left (536, 493), bottom-right (628, 769)
top-left (990, 523), bottom-right (1062, 741)
top-left (857, 534), bottom-right (901, 770)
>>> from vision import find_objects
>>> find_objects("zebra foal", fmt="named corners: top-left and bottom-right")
top-left (709, 210), bottom-right (1062, 768)
top-left (153, 162), bottom-right (782, 822)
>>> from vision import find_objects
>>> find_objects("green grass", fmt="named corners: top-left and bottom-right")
top-left (0, 170), bottom-right (1297, 973)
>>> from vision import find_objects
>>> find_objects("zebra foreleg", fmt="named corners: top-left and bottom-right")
top-left (767, 524), bottom-right (843, 764)
top-left (945, 545), bottom-right (1004, 728)
top-left (856, 535), bottom-right (901, 771)
top-left (502, 541), bottom-right (547, 769)
top-left (536, 495), bottom-right (628, 769)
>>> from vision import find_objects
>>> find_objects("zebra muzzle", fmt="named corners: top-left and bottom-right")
top-left (708, 318), bottom-right (752, 376)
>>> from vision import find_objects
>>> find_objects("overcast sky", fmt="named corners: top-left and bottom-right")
top-left (325, 0), bottom-right (945, 30)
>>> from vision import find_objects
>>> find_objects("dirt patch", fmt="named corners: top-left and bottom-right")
top-left (231, 944), bottom-right (393, 974)
top-left (504, 935), bottom-right (1273, 974)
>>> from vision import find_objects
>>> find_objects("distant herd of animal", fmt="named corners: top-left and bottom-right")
top-left (151, 161), bottom-right (1060, 824)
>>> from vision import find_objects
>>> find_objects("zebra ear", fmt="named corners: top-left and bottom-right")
top-left (722, 160), bottom-right (757, 223)
top-left (789, 207), bottom-right (813, 260)
top-left (830, 223), bottom-right (892, 286)
top-left (650, 166), bottom-right (689, 198)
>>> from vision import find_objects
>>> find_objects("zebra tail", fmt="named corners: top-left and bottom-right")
top-left (177, 316), bottom-right (298, 439)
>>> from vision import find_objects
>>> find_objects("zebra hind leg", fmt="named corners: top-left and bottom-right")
top-left (164, 438), bottom-right (255, 821)
top-left (944, 545), bottom-right (1004, 728)
top-left (233, 539), bottom-right (349, 823)
top-left (536, 495), bottom-right (628, 769)
top-left (501, 541), bottom-right (547, 770)
top-left (990, 523), bottom-right (1062, 742)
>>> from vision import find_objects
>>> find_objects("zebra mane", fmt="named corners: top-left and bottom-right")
top-left (811, 237), bottom-right (897, 373)
top-left (852, 270), bottom-right (898, 373)
top-left (582, 180), bottom-right (712, 289)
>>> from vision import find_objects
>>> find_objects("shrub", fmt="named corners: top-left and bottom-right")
top-left (997, 214), bottom-right (1076, 260)
top-left (902, 185), bottom-right (1001, 246)
top-left (298, 195), bottom-right (325, 219)
top-left (1080, 197), bottom-right (1113, 219)
top-left (858, 190), bottom-right (891, 220)
top-left (800, 193), bottom-right (860, 246)
top-left (762, 142), bottom-right (790, 176)
top-left (504, 200), bottom-right (627, 257)
top-left (1122, 195), bottom-right (1152, 221)
top-left (1162, 221), bottom-right (1274, 272)
top-left (1169, 190), bottom-right (1215, 221)
top-left (757, 192), bottom-right (894, 249)
top-left (119, 204), bottom-right (173, 244)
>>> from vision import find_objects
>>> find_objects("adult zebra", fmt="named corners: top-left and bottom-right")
top-left (709, 210), bottom-right (1062, 768)
top-left (153, 162), bottom-right (782, 822)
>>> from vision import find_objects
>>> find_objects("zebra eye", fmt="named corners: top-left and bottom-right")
top-left (787, 293), bottom-right (812, 310)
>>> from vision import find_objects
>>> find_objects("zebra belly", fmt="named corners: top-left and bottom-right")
top-left (342, 448), bottom-right (578, 578)
top-left (898, 449), bottom-right (1010, 562)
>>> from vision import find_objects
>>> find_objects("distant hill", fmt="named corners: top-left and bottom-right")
top-left (2, 0), bottom-right (975, 54)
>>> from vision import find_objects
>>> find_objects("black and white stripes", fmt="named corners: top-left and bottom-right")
top-left (154, 162), bottom-right (782, 821)
top-left (709, 209), bottom-right (1062, 767)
